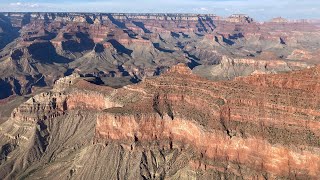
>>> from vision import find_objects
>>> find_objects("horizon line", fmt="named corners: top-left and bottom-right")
top-left (1, 12), bottom-right (319, 22)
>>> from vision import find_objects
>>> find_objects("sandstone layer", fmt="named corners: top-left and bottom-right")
top-left (0, 64), bottom-right (320, 179)
top-left (0, 13), bottom-right (320, 100)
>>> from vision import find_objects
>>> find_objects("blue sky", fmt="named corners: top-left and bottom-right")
top-left (0, 0), bottom-right (319, 21)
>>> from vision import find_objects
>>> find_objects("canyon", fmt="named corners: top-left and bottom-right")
top-left (0, 12), bottom-right (320, 179)
top-left (0, 13), bottom-right (320, 99)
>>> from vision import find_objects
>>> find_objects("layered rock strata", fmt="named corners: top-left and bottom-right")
top-left (1, 64), bottom-right (320, 179)
top-left (0, 12), bottom-right (320, 99)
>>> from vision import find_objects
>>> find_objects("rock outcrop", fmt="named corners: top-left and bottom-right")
top-left (0, 12), bottom-right (320, 100)
top-left (1, 64), bottom-right (320, 179)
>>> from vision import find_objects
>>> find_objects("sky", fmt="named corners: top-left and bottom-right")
top-left (0, 0), bottom-right (319, 21)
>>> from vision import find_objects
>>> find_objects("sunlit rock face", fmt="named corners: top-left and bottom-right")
top-left (1, 63), bottom-right (320, 179)
top-left (94, 64), bottom-right (320, 179)
top-left (1, 12), bottom-right (320, 100)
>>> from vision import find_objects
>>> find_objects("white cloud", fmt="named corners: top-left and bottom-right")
top-left (30, 4), bottom-right (39, 8)
top-left (193, 7), bottom-right (209, 12)
top-left (10, 2), bottom-right (22, 6)
top-left (10, 2), bottom-right (39, 8)
top-left (200, 7), bottom-right (208, 11)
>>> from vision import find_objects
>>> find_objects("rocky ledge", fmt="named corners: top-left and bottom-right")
top-left (1, 63), bottom-right (320, 179)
